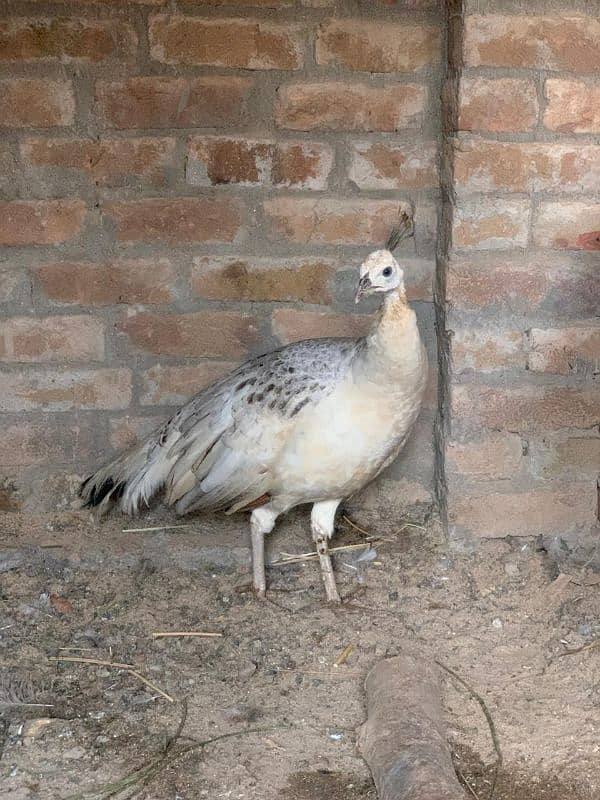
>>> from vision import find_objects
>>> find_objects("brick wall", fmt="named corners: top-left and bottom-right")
top-left (0, 0), bottom-right (441, 516)
top-left (444, 1), bottom-right (600, 545)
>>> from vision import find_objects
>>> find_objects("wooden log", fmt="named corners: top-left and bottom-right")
top-left (358, 655), bottom-right (466, 800)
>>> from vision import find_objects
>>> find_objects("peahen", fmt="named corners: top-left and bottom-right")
top-left (80, 214), bottom-right (428, 602)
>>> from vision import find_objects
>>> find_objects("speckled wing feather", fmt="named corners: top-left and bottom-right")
top-left (151, 338), bottom-right (362, 515)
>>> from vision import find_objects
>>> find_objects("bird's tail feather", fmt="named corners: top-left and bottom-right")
top-left (79, 435), bottom-right (172, 516)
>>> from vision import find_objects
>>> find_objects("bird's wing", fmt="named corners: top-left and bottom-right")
top-left (154, 338), bottom-right (360, 515)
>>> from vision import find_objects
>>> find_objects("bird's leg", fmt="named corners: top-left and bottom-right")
top-left (311, 500), bottom-right (342, 603)
top-left (249, 507), bottom-right (277, 598)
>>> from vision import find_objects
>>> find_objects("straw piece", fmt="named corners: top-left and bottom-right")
top-left (122, 524), bottom-right (193, 533)
top-left (333, 644), bottom-right (354, 668)
top-left (152, 631), bottom-right (223, 639)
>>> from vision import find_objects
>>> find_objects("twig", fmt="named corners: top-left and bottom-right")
top-left (122, 524), bottom-right (193, 533)
top-left (152, 631), bottom-right (223, 639)
top-left (333, 644), bottom-right (354, 668)
top-left (555, 638), bottom-right (600, 658)
top-left (63, 726), bottom-right (277, 800)
top-left (456, 766), bottom-right (480, 799)
top-left (436, 660), bottom-right (502, 800)
top-left (341, 515), bottom-right (371, 537)
top-left (0, 702), bottom-right (54, 708)
top-left (271, 541), bottom-right (377, 566)
top-left (49, 656), bottom-right (174, 704)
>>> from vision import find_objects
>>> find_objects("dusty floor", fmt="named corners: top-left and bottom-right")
top-left (0, 509), bottom-right (599, 800)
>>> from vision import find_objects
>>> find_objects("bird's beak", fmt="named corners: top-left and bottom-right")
top-left (354, 274), bottom-right (372, 304)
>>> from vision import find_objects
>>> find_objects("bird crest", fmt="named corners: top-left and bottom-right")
top-left (385, 211), bottom-right (414, 252)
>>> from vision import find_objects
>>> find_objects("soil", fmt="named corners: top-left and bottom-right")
top-left (0, 508), bottom-right (598, 800)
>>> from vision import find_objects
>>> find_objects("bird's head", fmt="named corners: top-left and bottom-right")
top-left (355, 212), bottom-right (413, 304)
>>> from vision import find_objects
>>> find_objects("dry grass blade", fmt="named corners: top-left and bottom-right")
top-left (271, 541), bottom-right (377, 566)
top-left (50, 656), bottom-right (174, 704)
top-left (122, 524), bottom-right (192, 533)
top-left (341, 515), bottom-right (371, 537)
top-left (436, 660), bottom-right (502, 800)
top-left (333, 644), bottom-right (354, 668)
top-left (556, 638), bottom-right (600, 658)
top-left (152, 631), bottom-right (223, 639)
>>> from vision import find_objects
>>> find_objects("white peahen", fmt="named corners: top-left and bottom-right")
top-left (80, 214), bottom-right (428, 602)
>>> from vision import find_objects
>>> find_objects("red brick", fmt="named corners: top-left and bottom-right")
top-left (527, 326), bottom-right (600, 375)
top-left (109, 415), bottom-right (162, 451)
top-left (448, 253), bottom-right (599, 317)
top-left (192, 256), bottom-right (335, 304)
top-left (544, 79), bottom-right (600, 134)
top-left (447, 433), bottom-right (523, 480)
top-left (96, 76), bottom-right (253, 130)
top-left (36, 259), bottom-right (175, 306)
top-left (459, 77), bottom-right (538, 133)
top-left (1, 316), bottom-right (104, 363)
top-left (0, 79), bottom-right (74, 128)
top-left (186, 137), bottom-right (332, 190)
top-left (464, 15), bottom-right (600, 72)
top-left (120, 311), bottom-right (259, 359)
top-left (2, 417), bottom-right (94, 467)
top-left (263, 197), bottom-right (411, 244)
top-left (140, 363), bottom-right (236, 406)
top-left (316, 20), bottom-right (439, 72)
top-left (275, 82), bottom-right (427, 132)
top-left (454, 138), bottom-right (600, 195)
top-left (0, 18), bottom-right (136, 63)
top-left (453, 199), bottom-right (529, 250)
top-left (200, 0), bottom-right (293, 5)
top-left (149, 15), bottom-right (303, 70)
top-left (533, 202), bottom-right (600, 250)
top-left (452, 385), bottom-right (600, 433)
top-left (449, 485), bottom-right (597, 538)
top-left (534, 435), bottom-right (600, 479)
top-left (0, 368), bottom-right (131, 412)
top-left (272, 309), bottom-right (372, 344)
top-left (349, 141), bottom-right (437, 190)
top-left (0, 200), bottom-right (86, 246)
top-left (104, 198), bottom-right (244, 244)
top-left (451, 328), bottom-right (524, 373)
top-left (22, 137), bottom-right (177, 187)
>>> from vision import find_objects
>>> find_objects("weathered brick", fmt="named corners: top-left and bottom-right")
top-left (0, 368), bottom-right (131, 412)
top-left (348, 141), bottom-right (437, 190)
top-left (0, 79), bottom-right (74, 128)
top-left (0, 18), bottom-right (137, 63)
top-left (109, 415), bottom-right (162, 451)
top-left (96, 76), bottom-right (253, 130)
top-left (272, 309), bottom-right (372, 344)
top-left (453, 199), bottom-right (529, 250)
top-left (452, 385), bottom-right (600, 433)
top-left (316, 20), bottom-right (439, 72)
top-left (0, 270), bottom-right (31, 310)
top-left (459, 77), bottom-right (538, 133)
top-left (1, 316), bottom-right (104, 363)
top-left (447, 433), bottom-right (523, 480)
top-left (447, 253), bottom-right (600, 318)
top-left (186, 137), bottom-right (332, 190)
top-left (533, 435), bottom-right (600, 479)
top-left (149, 15), bottom-right (303, 70)
top-left (544, 79), bottom-right (600, 134)
top-left (22, 137), bottom-right (177, 187)
top-left (36, 259), bottom-right (175, 306)
top-left (201, 0), bottom-right (293, 5)
top-left (454, 138), bottom-right (600, 194)
top-left (140, 363), bottom-right (236, 406)
top-left (120, 311), bottom-right (259, 359)
top-left (263, 197), bottom-right (411, 244)
top-left (0, 200), bottom-right (86, 246)
top-left (1, 417), bottom-right (95, 467)
top-left (449, 485), bottom-right (597, 538)
top-left (192, 256), bottom-right (335, 304)
top-left (275, 82), bottom-right (427, 132)
top-left (533, 202), bottom-right (600, 251)
top-left (464, 15), bottom-right (600, 73)
top-left (104, 198), bottom-right (243, 244)
top-left (527, 326), bottom-right (600, 375)
top-left (451, 328), bottom-right (524, 373)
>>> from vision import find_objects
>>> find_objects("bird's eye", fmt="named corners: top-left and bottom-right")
top-left (382, 266), bottom-right (393, 277)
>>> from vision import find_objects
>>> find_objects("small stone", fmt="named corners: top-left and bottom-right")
top-left (492, 617), bottom-right (503, 629)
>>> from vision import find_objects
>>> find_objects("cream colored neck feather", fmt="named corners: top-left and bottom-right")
top-left (363, 288), bottom-right (424, 380)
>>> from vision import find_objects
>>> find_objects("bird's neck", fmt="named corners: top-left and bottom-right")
top-left (362, 289), bottom-right (425, 379)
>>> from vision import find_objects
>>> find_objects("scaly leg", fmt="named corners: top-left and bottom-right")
top-left (311, 499), bottom-right (342, 603)
top-left (250, 507), bottom-right (277, 598)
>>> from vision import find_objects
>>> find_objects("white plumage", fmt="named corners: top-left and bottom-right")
top-left (80, 217), bottom-right (428, 601)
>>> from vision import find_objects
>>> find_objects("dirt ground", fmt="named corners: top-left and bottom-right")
top-left (0, 508), bottom-right (599, 800)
